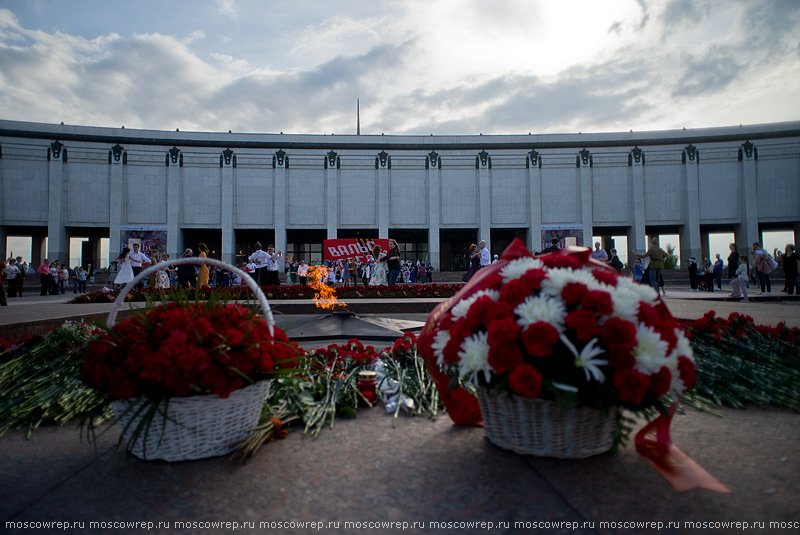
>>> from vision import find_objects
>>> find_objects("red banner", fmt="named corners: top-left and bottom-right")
top-left (324, 238), bottom-right (390, 263)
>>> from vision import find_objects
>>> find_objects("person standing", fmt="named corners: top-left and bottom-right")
top-left (369, 245), bottom-right (389, 286)
top-left (727, 243), bottom-right (740, 281)
top-left (607, 248), bottom-right (624, 271)
top-left (0, 258), bottom-right (7, 306)
top-left (713, 254), bottom-right (724, 291)
top-left (637, 239), bottom-right (667, 295)
top-left (418, 261), bottom-right (427, 284)
top-left (297, 259), bottom-right (309, 286)
top-left (462, 244), bottom-right (481, 282)
top-left (128, 243), bottom-right (152, 289)
top-left (14, 258), bottom-right (24, 297)
top-left (591, 242), bottom-right (609, 263)
top-left (177, 249), bottom-right (196, 288)
top-left (687, 257), bottom-right (699, 291)
top-left (114, 248), bottom-right (135, 289)
top-left (197, 243), bottom-right (210, 286)
top-left (37, 259), bottom-right (51, 296)
top-left (780, 244), bottom-right (798, 295)
top-left (248, 242), bottom-right (269, 285)
top-left (4, 258), bottom-right (19, 297)
top-left (386, 239), bottom-right (402, 286)
top-left (751, 242), bottom-right (774, 295)
top-left (479, 240), bottom-right (491, 269)
top-left (264, 245), bottom-right (282, 285)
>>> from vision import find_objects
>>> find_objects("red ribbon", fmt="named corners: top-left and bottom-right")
top-left (635, 402), bottom-right (731, 493)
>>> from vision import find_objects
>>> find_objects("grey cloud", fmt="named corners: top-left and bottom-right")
top-left (671, 48), bottom-right (741, 98)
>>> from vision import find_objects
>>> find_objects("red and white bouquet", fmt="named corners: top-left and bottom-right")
top-left (419, 246), bottom-right (696, 412)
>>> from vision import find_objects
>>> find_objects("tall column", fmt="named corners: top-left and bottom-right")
top-left (273, 150), bottom-right (287, 265)
top-left (628, 147), bottom-right (647, 257)
top-left (166, 146), bottom-right (182, 259)
top-left (375, 151), bottom-right (389, 238)
top-left (220, 149), bottom-right (236, 265)
top-left (47, 141), bottom-right (69, 263)
top-left (528, 150), bottom-right (542, 252)
top-left (680, 144), bottom-right (702, 264)
top-left (477, 150), bottom-right (491, 246)
top-left (738, 141), bottom-right (759, 260)
top-left (0, 226), bottom-right (7, 260)
top-left (427, 151), bottom-right (441, 270)
top-left (108, 144), bottom-right (125, 261)
top-left (326, 150), bottom-right (339, 240)
top-left (578, 149), bottom-right (593, 247)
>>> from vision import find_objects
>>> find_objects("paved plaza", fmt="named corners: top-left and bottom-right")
top-left (0, 289), bottom-right (798, 534)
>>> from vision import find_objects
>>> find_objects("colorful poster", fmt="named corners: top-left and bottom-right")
top-left (540, 226), bottom-right (584, 251)
top-left (324, 238), bottom-right (390, 263)
top-left (120, 226), bottom-right (168, 257)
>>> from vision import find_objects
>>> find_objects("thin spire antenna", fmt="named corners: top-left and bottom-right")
top-left (357, 98), bottom-right (361, 135)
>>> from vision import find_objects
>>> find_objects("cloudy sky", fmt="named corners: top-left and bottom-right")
top-left (1, 0), bottom-right (799, 136)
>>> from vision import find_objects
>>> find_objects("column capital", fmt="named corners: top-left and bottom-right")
top-left (739, 140), bottom-right (758, 160)
top-left (628, 146), bottom-right (644, 166)
top-left (682, 144), bottom-right (698, 163)
top-left (577, 148), bottom-right (592, 167)
top-left (476, 149), bottom-right (491, 169)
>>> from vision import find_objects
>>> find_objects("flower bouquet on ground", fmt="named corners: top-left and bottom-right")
top-left (418, 239), bottom-right (696, 458)
top-left (81, 257), bottom-right (300, 461)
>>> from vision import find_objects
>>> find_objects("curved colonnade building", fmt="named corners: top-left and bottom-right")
top-left (1, 119), bottom-right (799, 271)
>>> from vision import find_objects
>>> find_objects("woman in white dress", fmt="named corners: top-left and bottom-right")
top-left (369, 245), bottom-right (388, 286)
top-left (153, 252), bottom-right (171, 289)
top-left (114, 247), bottom-right (135, 289)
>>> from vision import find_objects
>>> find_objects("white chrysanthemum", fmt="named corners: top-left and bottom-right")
top-left (514, 295), bottom-right (567, 332)
top-left (431, 330), bottom-right (451, 366)
top-left (616, 276), bottom-right (660, 306)
top-left (633, 324), bottom-right (670, 375)
top-left (450, 289), bottom-right (500, 319)
top-left (500, 257), bottom-right (543, 283)
top-left (539, 267), bottom-right (605, 297)
top-left (457, 331), bottom-right (492, 383)
top-left (607, 287), bottom-right (641, 323)
top-left (561, 336), bottom-right (608, 383)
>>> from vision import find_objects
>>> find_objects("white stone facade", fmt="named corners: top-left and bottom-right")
top-left (1, 119), bottom-right (799, 270)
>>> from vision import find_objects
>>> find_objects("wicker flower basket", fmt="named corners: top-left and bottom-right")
top-left (476, 388), bottom-right (618, 459)
top-left (111, 380), bottom-right (270, 461)
top-left (107, 257), bottom-right (275, 462)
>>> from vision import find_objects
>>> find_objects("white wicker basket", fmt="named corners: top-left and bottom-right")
top-left (476, 388), bottom-right (618, 458)
top-left (107, 257), bottom-right (274, 462)
top-left (111, 381), bottom-right (270, 461)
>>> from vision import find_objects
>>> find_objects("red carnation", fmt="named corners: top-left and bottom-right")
top-left (614, 368), bottom-right (650, 404)
top-left (508, 364), bottom-right (543, 398)
top-left (561, 282), bottom-right (588, 306)
top-left (585, 290), bottom-right (614, 316)
top-left (592, 268), bottom-right (619, 287)
top-left (488, 342), bottom-right (524, 375)
top-left (637, 303), bottom-right (661, 328)
top-left (499, 277), bottom-right (536, 308)
top-left (607, 347), bottom-right (635, 369)
top-left (520, 322), bottom-right (560, 357)
top-left (677, 356), bottom-right (696, 390)
top-left (565, 308), bottom-right (600, 341)
top-left (648, 367), bottom-right (672, 398)
top-left (487, 317), bottom-right (521, 346)
top-left (601, 317), bottom-right (637, 351)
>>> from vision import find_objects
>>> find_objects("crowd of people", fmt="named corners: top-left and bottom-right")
top-left (2, 238), bottom-right (798, 304)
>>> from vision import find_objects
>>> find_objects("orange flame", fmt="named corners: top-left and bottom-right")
top-left (308, 265), bottom-right (347, 310)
